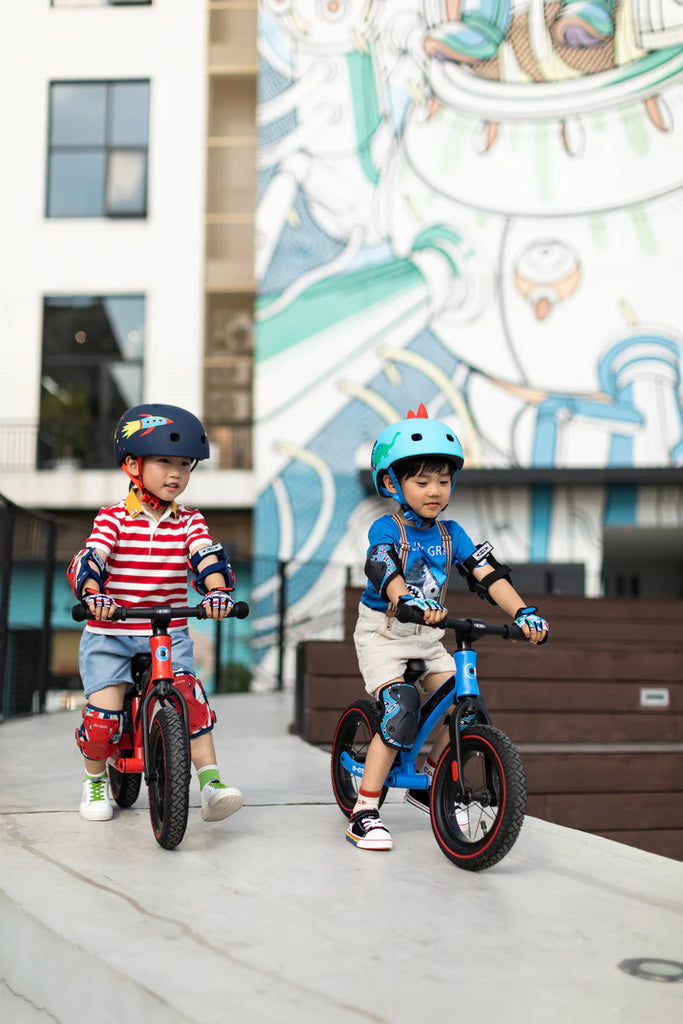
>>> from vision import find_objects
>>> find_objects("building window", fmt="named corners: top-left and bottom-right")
top-left (47, 81), bottom-right (150, 218)
top-left (39, 296), bottom-right (145, 469)
top-left (52, 2), bottom-right (152, 8)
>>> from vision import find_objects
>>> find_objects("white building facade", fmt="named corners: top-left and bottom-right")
top-left (0, 0), bottom-right (255, 513)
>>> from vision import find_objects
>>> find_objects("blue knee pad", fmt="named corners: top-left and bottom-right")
top-left (378, 682), bottom-right (420, 750)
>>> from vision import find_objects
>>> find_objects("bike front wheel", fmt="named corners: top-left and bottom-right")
top-left (431, 724), bottom-right (527, 871)
top-left (147, 706), bottom-right (190, 850)
top-left (331, 699), bottom-right (387, 817)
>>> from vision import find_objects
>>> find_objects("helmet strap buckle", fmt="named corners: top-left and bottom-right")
top-left (121, 459), bottom-right (170, 511)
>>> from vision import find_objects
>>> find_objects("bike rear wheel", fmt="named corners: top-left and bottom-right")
top-left (109, 694), bottom-right (142, 808)
top-left (147, 706), bottom-right (190, 850)
top-left (331, 699), bottom-right (387, 817)
top-left (109, 764), bottom-right (142, 808)
top-left (430, 724), bottom-right (527, 871)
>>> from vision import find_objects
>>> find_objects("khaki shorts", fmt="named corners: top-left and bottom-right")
top-left (353, 602), bottom-right (454, 697)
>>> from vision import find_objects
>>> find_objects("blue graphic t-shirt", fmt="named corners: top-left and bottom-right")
top-left (360, 514), bottom-right (478, 612)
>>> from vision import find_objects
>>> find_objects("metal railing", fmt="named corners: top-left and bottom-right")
top-left (0, 495), bottom-right (57, 718)
top-left (0, 422), bottom-right (41, 470)
top-left (0, 420), bottom-right (253, 471)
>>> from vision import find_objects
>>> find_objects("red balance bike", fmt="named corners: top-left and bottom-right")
top-left (72, 601), bottom-right (249, 850)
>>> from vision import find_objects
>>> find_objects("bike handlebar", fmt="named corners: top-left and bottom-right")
top-left (394, 602), bottom-right (525, 641)
top-left (71, 601), bottom-right (250, 623)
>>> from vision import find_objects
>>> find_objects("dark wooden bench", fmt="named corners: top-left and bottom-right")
top-left (295, 587), bottom-right (683, 860)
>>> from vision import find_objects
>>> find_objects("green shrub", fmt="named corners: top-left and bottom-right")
top-left (216, 662), bottom-right (252, 693)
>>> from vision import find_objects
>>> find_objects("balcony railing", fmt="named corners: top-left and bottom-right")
top-left (0, 421), bottom-right (253, 471)
top-left (0, 422), bottom-right (41, 470)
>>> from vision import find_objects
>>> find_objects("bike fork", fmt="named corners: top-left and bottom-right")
top-left (447, 696), bottom-right (492, 802)
top-left (141, 630), bottom-right (192, 784)
top-left (141, 680), bottom-right (191, 785)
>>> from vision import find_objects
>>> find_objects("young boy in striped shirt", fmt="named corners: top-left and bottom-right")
top-left (68, 403), bottom-right (244, 824)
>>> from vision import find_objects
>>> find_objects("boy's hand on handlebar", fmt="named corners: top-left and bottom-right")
top-left (514, 606), bottom-right (549, 645)
top-left (201, 588), bottom-right (234, 620)
top-left (83, 590), bottom-right (117, 620)
top-left (397, 594), bottom-right (448, 625)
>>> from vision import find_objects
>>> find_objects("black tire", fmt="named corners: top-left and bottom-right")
top-left (331, 699), bottom-right (387, 817)
top-left (109, 694), bottom-right (142, 808)
top-left (109, 763), bottom-right (142, 808)
top-left (147, 706), bottom-right (190, 850)
top-left (430, 725), bottom-right (527, 871)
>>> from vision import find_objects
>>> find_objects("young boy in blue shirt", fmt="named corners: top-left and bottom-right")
top-left (348, 404), bottom-right (549, 850)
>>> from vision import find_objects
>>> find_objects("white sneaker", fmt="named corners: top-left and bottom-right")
top-left (346, 808), bottom-right (393, 850)
top-left (79, 775), bottom-right (113, 821)
top-left (200, 781), bottom-right (244, 822)
top-left (404, 787), bottom-right (430, 813)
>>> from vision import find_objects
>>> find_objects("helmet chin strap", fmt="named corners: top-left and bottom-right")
top-left (121, 459), bottom-right (169, 512)
top-left (385, 468), bottom-right (435, 529)
top-left (386, 467), bottom-right (458, 528)
top-left (399, 502), bottom-right (434, 528)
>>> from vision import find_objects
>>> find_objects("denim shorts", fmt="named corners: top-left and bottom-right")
top-left (79, 628), bottom-right (195, 698)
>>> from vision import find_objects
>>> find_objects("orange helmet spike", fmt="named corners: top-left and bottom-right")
top-left (407, 403), bottom-right (429, 419)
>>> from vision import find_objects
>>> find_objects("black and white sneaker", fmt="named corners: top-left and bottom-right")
top-left (404, 787), bottom-right (430, 813)
top-left (346, 808), bottom-right (393, 850)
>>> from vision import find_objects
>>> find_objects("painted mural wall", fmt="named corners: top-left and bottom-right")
top-left (253, 0), bottom-right (683, 683)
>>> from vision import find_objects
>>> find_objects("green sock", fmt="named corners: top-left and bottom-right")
top-left (198, 764), bottom-right (225, 790)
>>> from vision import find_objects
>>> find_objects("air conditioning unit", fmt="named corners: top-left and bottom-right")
top-left (204, 369), bottom-right (252, 423)
top-left (207, 310), bottom-right (253, 357)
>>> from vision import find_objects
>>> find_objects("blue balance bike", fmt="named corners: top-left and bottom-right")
top-left (331, 605), bottom-right (529, 871)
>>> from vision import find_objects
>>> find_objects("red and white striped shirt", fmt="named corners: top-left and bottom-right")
top-left (84, 490), bottom-right (213, 635)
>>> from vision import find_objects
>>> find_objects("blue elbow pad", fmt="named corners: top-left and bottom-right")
top-left (188, 543), bottom-right (236, 596)
top-left (67, 547), bottom-right (109, 600)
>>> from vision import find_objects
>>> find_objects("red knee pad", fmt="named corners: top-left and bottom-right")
top-left (172, 674), bottom-right (216, 737)
top-left (76, 703), bottom-right (125, 760)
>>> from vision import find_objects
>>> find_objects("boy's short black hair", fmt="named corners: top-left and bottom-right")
top-left (391, 456), bottom-right (458, 483)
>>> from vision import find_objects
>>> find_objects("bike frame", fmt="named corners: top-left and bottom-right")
top-left (107, 606), bottom-right (190, 786)
top-left (340, 616), bottom-right (516, 802)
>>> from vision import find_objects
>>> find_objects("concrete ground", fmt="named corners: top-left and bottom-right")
top-left (1, 691), bottom-right (682, 1024)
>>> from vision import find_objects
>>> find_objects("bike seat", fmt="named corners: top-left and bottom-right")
top-left (404, 659), bottom-right (426, 684)
top-left (131, 653), bottom-right (152, 686)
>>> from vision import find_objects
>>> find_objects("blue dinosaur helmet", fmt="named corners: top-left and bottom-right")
top-left (370, 404), bottom-right (465, 500)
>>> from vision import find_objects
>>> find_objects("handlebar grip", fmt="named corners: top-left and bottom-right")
top-left (503, 622), bottom-right (549, 642)
top-left (71, 603), bottom-right (128, 622)
top-left (196, 600), bottom-right (250, 620)
top-left (505, 623), bottom-right (525, 641)
top-left (230, 601), bottom-right (249, 619)
top-left (393, 603), bottom-right (425, 626)
top-left (71, 603), bottom-right (88, 622)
